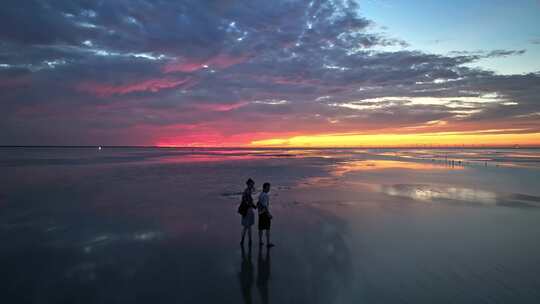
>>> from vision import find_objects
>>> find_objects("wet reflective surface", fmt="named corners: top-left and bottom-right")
top-left (1, 147), bottom-right (540, 303)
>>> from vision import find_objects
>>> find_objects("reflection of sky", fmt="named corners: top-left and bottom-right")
top-left (2, 147), bottom-right (540, 302)
top-left (332, 159), bottom-right (463, 176)
top-left (369, 149), bottom-right (540, 168)
top-left (3, 147), bottom-right (539, 168)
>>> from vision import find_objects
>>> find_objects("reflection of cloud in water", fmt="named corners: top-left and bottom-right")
top-left (80, 231), bottom-right (163, 253)
top-left (268, 203), bottom-right (354, 304)
top-left (381, 184), bottom-right (540, 207)
top-left (333, 159), bottom-right (461, 176)
top-left (382, 184), bottom-right (496, 204)
top-left (296, 223), bottom-right (353, 303)
top-left (297, 159), bottom-right (460, 188)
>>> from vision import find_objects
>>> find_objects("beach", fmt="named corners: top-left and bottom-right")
top-left (1, 147), bottom-right (540, 303)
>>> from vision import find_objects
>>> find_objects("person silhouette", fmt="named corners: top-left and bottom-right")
top-left (240, 178), bottom-right (256, 246)
top-left (256, 247), bottom-right (271, 304)
top-left (238, 245), bottom-right (254, 304)
top-left (257, 182), bottom-right (274, 247)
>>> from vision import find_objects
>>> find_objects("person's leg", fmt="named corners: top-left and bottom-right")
top-left (241, 226), bottom-right (247, 244)
top-left (248, 227), bottom-right (252, 244)
top-left (259, 229), bottom-right (263, 245)
top-left (266, 230), bottom-right (274, 247)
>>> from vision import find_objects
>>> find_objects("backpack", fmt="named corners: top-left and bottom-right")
top-left (237, 192), bottom-right (249, 216)
top-left (238, 201), bottom-right (248, 216)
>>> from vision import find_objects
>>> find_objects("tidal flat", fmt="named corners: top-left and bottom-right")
top-left (1, 147), bottom-right (540, 303)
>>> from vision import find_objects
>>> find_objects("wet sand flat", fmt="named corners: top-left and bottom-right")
top-left (1, 147), bottom-right (540, 303)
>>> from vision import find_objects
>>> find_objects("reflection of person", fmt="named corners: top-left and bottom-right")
top-left (257, 182), bottom-right (274, 247)
top-left (239, 245), bottom-right (254, 304)
top-left (257, 246), bottom-right (271, 304)
top-left (240, 178), bottom-right (257, 246)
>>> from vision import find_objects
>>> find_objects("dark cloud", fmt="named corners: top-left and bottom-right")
top-left (0, 0), bottom-right (539, 145)
top-left (485, 49), bottom-right (526, 57)
top-left (448, 49), bottom-right (526, 59)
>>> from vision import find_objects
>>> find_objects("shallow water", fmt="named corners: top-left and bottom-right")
top-left (1, 147), bottom-right (540, 303)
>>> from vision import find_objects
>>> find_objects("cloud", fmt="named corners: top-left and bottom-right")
top-left (163, 54), bottom-right (251, 73)
top-left (77, 77), bottom-right (194, 97)
top-left (484, 49), bottom-right (526, 57)
top-left (0, 0), bottom-right (539, 145)
top-left (448, 49), bottom-right (526, 59)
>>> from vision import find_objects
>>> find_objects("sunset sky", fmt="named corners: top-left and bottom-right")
top-left (1, 0), bottom-right (539, 147)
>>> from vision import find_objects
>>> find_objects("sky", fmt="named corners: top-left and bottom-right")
top-left (1, 0), bottom-right (539, 147)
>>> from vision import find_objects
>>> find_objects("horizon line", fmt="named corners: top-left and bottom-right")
top-left (1, 145), bottom-right (540, 149)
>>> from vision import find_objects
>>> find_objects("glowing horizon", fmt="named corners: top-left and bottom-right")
top-left (249, 131), bottom-right (540, 148)
top-left (153, 130), bottom-right (540, 148)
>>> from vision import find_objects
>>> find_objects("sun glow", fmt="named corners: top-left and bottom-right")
top-left (250, 131), bottom-right (540, 147)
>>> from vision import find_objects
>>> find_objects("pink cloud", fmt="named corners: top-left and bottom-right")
top-left (209, 54), bottom-right (251, 68)
top-left (78, 77), bottom-right (193, 97)
top-left (193, 101), bottom-right (249, 112)
top-left (163, 61), bottom-right (204, 73)
top-left (163, 54), bottom-right (250, 73)
top-left (0, 75), bottom-right (30, 88)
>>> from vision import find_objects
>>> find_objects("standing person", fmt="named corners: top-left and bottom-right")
top-left (257, 182), bottom-right (274, 248)
top-left (240, 178), bottom-right (256, 246)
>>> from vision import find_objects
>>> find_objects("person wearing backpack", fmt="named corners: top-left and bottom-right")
top-left (239, 178), bottom-right (256, 246)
